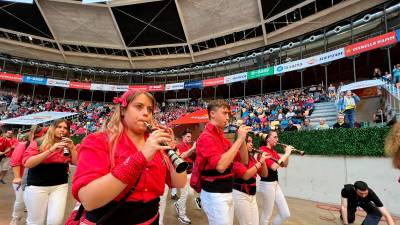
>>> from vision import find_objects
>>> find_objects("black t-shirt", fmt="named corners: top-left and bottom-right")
top-left (341, 184), bottom-right (383, 214)
top-left (333, 122), bottom-right (350, 129)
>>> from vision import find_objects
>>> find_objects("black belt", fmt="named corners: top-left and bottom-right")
top-left (86, 198), bottom-right (160, 225)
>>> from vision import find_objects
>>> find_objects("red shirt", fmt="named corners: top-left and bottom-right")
top-left (260, 146), bottom-right (281, 168)
top-left (232, 154), bottom-right (260, 179)
top-left (22, 141), bottom-right (72, 165)
top-left (11, 141), bottom-right (30, 177)
top-left (176, 141), bottom-right (193, 164)
top-left (196, 122), bottom-right (234, 182)
top-left (260, 146), bottom-right (281, 181)
top-left (0, 137), bottom-right (7, 152)
top-left (5, 138), bottom-right (18, 157)
top-left (72, 131), bottom-right (170, 203)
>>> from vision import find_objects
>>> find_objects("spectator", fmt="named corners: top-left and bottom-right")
top-left (333, 114), bottom-right (350, 129)
top-left (284, 120), bottom-right (298, 132)
top-left (373, 109), bottom-right (387, 126)
top-left (337, 90), bottom-right (360, 128)
top-left (328, 84), bottom-right (336, 100)
top-left (317, 119), bottom-right (329, 130)
top-left (372, 68), bottom-right (382, 79)
top-left (393, 64), bottom-right (400, 85)
top-left (300, 118), bottom-right (313, 131)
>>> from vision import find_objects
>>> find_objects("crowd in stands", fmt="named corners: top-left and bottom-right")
top-left (1, 75), bottom-right (396, 136)
top-left (0, 93), bottom-right (112, 135)
top-left (229, 85), bottom-right (331, 132)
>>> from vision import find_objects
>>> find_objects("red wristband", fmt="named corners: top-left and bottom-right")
top-left (111, 151), bottom-right (148, 184)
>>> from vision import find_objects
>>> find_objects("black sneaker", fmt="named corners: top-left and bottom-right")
top-left (194, 197), bottom-right (201, 209)
top-left (0, 180), bottom-right (5, 184)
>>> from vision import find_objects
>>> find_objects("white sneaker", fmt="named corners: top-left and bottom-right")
top-left (177, 214), bottom-right (191, 224)
top-left (9, 218), bottom-right (22, 225)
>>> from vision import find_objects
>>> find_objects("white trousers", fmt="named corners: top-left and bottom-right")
top-left (12, 183), bottom-right (25, 221)
top-left (23, 183), bottom-right (68, 225)
top-left (232, 189), bottom-right (259, 225)
top-left (200, 190), bottom-right (234, 225)
top-left (259, 181), bottom-right (290, 225)
top-left (176, 174), bottom-right (193, 214)
top-left (159, 184), bottom-right (169, 225)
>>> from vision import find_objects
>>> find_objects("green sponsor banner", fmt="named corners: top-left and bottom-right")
top-left (247, 66), bottom-right (274, 79)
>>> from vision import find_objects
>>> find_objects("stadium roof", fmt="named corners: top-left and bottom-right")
top-left (0, 0), bottom-right (390, 69)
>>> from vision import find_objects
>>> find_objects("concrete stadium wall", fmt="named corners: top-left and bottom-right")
top-left (272, 155), bottom-right (399, 215)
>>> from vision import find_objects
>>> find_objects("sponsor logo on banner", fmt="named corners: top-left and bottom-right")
top-left (315, 48), bottom-right (345, 64)
top-left (69, 81), bottom-right (91, 90)
top-left (91, 83), bottom-right (117, 91)
top-left (149, 84), bottom-right (165, 92)
top-left (116, 85), bottom-right (129, 92)
top-left (345, 31), bottom-right (397, 57)
top-left (274, 61), bottom-right (306, 74)
top-left (247, 66), bottom-right (274, 79)
top-left (203, 77), bottom-right (224, 87)
top-left (22, 75), bottom-right (48, 85)
top-left (165, 82), bottom-right (184, 91)
top-left (224, 72), bottom-right (247, 84)
top-left (0, 72), bottom-right (23, 82)
top-left (184, 80), bottom-right (203, 89)
top-left (129, 85), bottom-right (149, 92)
top-left (47, 79), bottom-right (69, 88)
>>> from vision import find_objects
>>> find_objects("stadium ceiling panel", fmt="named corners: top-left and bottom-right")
top-left (36, 0), bottom-right (124, 48)
top-left (178, 0), bottom-right (260, 42)
top-left (0, 0), bottom-right (391, 69)
top-left (261, 0), bottom-right (308, 19)
top-left (0, 1), bottom-right (53, 38)
top-left (112, 0), bottom-right (187, 47)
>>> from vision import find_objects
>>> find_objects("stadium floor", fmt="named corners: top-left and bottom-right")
top-left (0, 171), bottom-right (398, 225)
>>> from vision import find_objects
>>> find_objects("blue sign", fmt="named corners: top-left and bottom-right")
top-left (22, 75), bottom-right (48, 85)
top-left (396, 29), bottom-right (400, 42)
top-left (184, 80), bottom-right (203, 89)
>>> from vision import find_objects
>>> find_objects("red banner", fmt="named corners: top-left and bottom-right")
top-left (128, 85), bottom-right (149, 92)
top-left (148, 84), bottom-right (165, 92)
top-left (0, 72), bottom-right (23, 83)
top-left (203, 77), bottom-right (224, 87)
top-left (345, 32), bottom-right (397, 57)
top-left (69, 82), bottom-right (91, 90)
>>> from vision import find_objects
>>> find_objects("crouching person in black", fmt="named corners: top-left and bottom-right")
top-left (340, 181), bottom-right (395, 225)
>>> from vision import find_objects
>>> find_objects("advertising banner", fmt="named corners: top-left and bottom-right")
top-left (224, 72), bottom-right (247, 84)
top-left (0, 72), bottom-right (23, 82)
top-left (128, 85), bottom-right (149, 92)
top-left (345, 31), bottom-right (397, 57)
top-left (22, 75), bottom-right (48, 85)
top-left (203, 77), bottom-right (224, 87)
top-left (116, 85), bottom-right (129, 92)
top-left (184, 80), bottom-right (203, 89)
top-left (69, 81), bottom-right (91, 90)
top-left (165, 82), bottom-right (184, 91)
top-left (47, 79), bottom-right (69, 88)
top-left (247, 66), bottom-right (274, 79)
top-left (148, 84), bottom-right (165, 92)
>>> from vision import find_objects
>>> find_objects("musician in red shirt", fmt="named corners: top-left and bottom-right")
top-left (259, 131), bottom-right (294, 225)
top-left (71, 90), bottom-right (187, 225)
top-left (9, 125), bottom-right (47, 225)
top-left (174, 130), bottom-right (196, 224)
top-left (232, 135), bottom-right (269, 225)
top-left (191, 99), bottom-right (251, 225)
top-left (0, 130), bottom-right (17, 184)
top-left (23, 119), bottom-right (77, 225)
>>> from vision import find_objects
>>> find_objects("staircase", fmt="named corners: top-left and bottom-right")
top-left (309, 101), bottom-right (337, 127)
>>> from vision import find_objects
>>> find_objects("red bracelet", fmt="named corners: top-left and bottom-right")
top-left (111, 151), bottom-right (148, 184)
